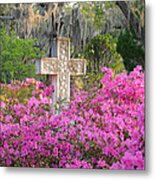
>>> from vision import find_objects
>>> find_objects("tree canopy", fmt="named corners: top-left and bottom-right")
top-left (0, 28), bottom-right (44, 83)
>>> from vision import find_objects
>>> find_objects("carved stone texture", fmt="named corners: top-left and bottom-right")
top-left (36, 37), bottom-right (86, 107)
top-left (57, 37), bottom-right (70, 61)
top-left (69, 59), bottom-right (86, 75)
top-left (59, 72), bottom-right (70, 100)
top-left (58, 59), bottom-right (69, 100)
top-left (42, 58), bottom-right (59, 74)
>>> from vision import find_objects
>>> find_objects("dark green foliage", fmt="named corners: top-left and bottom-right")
top-left (0, 28), bottom-right (43, 83)
top-left (84, 34), bottom-right (124, 73)
top-left (117, 28), bottom-right (145, 72)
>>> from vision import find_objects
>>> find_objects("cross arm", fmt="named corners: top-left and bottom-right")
top-left (68, 59), bottom-right (87, 76)
top-left (36, 58), bottom-right (59, 75)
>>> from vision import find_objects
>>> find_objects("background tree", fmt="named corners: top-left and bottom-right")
top-left (117, 28), bottom-right (145, 72)
top-left (0, 28), bottom-right (43, 83)
top-left (116, 0), bottom-right (145, 47)
top-left (84, 34), bottom-right (124, 73)
top-left (116, 0), bottom-right (145, 72)
top-left (0, 1), bottom-right (145, 81)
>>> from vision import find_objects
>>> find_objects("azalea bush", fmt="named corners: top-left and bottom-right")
top-left (0, 66), bottom-right (144, 169)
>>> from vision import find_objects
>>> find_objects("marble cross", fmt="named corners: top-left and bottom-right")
top-left (36, 37), bottom-right (86, 107)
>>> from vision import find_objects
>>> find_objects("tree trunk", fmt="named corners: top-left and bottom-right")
top-left (116, 1), bottom-right (144, 47)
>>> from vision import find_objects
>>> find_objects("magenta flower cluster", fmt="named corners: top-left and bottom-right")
top-left (0, 66), bottom-right (144, 169)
